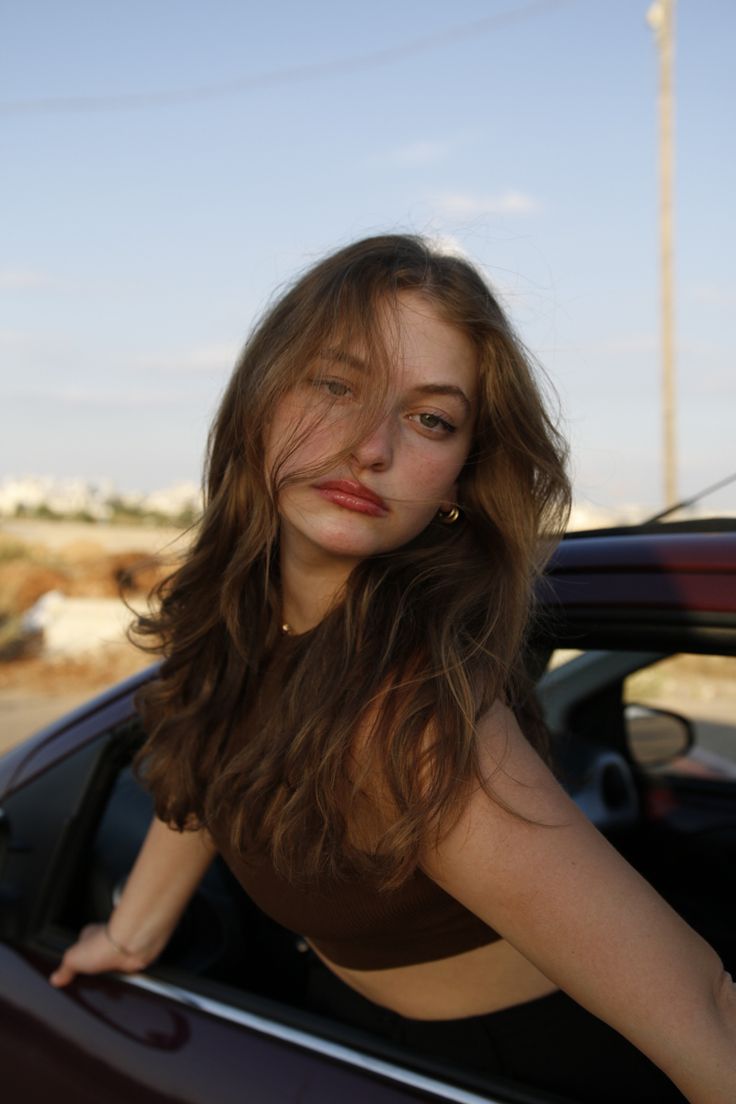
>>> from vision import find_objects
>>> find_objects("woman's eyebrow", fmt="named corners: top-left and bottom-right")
top-left (320, 347), bottom-right (367, 371)
top-left (410, 383), bottom-right (472, 414)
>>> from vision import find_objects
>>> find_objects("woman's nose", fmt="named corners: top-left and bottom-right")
top-left (351, 416), bottom-right (395, 471)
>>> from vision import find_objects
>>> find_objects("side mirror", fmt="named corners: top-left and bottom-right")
top-left (625, 703), bottom-right (694, 767)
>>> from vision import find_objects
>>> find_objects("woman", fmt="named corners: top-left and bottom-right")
top-left (49, 235), bottom-right (735, 1102)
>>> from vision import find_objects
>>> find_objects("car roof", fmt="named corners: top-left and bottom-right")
top-left (542, 526), bottom-right (736, 653)
top-left (552, 528), bottom-right (736, 576)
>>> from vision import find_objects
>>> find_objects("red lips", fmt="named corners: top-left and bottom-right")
top-left (313, 479), bottom-right (389, 516)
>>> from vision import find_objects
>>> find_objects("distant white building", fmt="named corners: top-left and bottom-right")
top-left (139, 481), bottom-right (202, 518)
top-left (0, 475), bottom-right (113, 519)
top-left (0, 476), bottom-right (202, 522)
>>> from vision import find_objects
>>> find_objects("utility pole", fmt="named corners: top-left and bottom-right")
top-left (647, 0), bottom-right (677, 508)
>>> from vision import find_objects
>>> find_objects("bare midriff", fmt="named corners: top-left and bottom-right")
top-left (307, 936), bottom-right (558, 1021)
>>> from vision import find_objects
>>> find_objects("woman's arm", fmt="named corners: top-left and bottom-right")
top-left (49, 814), bottom-right (217, 987)
top-left (420, 701), bottom-right (736, 1103)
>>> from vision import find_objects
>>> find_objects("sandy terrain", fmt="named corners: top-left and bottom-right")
top-left (0, 518), bottom-right (188, 753)
top-left (1, 517), bottom-right (191, 555)
top-left (1, 690), bottom-right (93, 746)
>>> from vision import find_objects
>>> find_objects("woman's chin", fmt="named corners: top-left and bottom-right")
top-left (279, 511), bottom-right (427, 565)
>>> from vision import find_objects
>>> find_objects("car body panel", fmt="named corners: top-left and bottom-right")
top-left (1, 944), bottom-right (518, 1104)
top-left (1, 523), bottom-right (735, 1104)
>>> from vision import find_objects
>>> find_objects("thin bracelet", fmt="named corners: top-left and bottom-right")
top-left (103, 921), bottom-right (138, 959)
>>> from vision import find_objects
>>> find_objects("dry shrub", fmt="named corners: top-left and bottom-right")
top-left (56, 539), bottom-right (106, 562)
top-left (0, 527), bottom-right (168, 703)
top-left (63, 553), bottom-right (168, 598)
top-left (0, 561), bottom-right (70, 615)
top-left (0, 542), bottom-right (169, 612)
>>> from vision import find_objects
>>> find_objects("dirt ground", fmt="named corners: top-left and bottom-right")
top-left (0, 517), bottom-right (190, 554)
top-left (0, 518), bottom-right (187, 753)
top-left (0, 646), bottom-right (156, 752)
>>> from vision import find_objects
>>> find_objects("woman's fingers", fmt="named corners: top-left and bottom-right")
top-left (48, 923), bottom-right (138, 987)
top-left (49, 959), bottom-right (76, 987)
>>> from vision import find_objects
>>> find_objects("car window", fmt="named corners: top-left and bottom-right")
top-left (624, 654), bottom-right (736, 780)
top-left (545, 648), bottom-right (583, 671)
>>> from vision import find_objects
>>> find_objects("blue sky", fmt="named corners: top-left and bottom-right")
top-left (2, 0), bottom-right (734, 513)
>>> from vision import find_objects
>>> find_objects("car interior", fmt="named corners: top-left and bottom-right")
top-left (4, 632), bottom-right (736, 1104)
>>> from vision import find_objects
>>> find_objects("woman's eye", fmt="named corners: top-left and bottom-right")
top-left (311, 377), bottom-right (352, 398)
top-left (413, 412), bottom-right (457, 435)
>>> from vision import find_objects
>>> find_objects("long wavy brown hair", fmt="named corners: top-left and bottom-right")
top-left (132, 234), bottom-right (571, 890)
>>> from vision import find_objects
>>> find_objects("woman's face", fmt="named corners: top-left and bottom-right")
top-left (265, 290), bottom-right (478, 573)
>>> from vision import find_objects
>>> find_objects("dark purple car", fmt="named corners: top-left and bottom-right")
top-left (2, 522), bottom-right (735, 1103)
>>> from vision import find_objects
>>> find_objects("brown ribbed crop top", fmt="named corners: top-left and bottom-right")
top-left (208, 634), bottom-right (501, 970)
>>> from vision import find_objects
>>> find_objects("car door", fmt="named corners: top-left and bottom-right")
top-left (0, 683), bottom-right (560, 1104)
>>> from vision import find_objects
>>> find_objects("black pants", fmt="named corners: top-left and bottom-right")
top-left (305, 954), bottom-right (687, 1104)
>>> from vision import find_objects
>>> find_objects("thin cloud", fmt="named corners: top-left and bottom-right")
top-left (0, 328), bottom-right (71, 355)
top-left (425, 233), bottom-right (472, 259)
top-left (573, 335), bottom-right (734, 362)
top-left (576, 334), bottom-right (657, 356)
top-left (135, 341), bottom-right (241, 375)
top-left (0, 269), bottom-right (52, 290)
top-left (391, 140), bottom-right (452, 166)
top-left (432, 191), bottom-right (542, 218)
top-left (5, 386), bottom-right (191, 408)
top-left (689, 283), bottom-right (736, 308)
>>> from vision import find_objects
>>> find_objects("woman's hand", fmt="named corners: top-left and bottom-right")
top-left (49, 921), bottom-right (161, 988)
top-left (47, 815), bottom-right (217, 990)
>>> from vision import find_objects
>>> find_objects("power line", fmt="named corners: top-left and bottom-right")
top-left (1, 0), bottom-right (571, 116)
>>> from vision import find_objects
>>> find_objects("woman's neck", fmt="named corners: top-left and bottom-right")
top-left (278, 537), bottom-right (356, 634)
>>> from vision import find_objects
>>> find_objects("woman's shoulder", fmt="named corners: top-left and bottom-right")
top-left (421, 699), bottom-right (576, 875)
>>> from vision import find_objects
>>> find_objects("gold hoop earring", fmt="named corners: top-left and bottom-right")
top-left (437, 505), bottom-right (461, 525)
